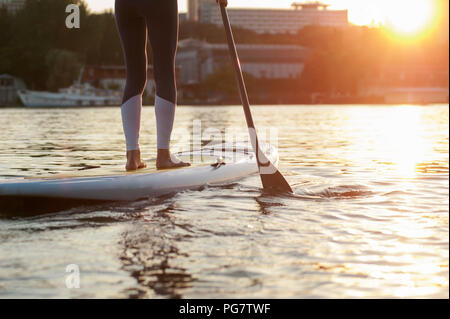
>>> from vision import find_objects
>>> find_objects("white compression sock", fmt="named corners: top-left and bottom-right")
top-left (121, 94), bottom-right (142, 151)
top-left (154, 95), bottom-right (175, 150)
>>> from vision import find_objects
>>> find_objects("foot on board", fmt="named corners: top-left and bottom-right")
top-left (156, 149), bottom-right (191, 170)
top-left (126, 150), bottom-right (147, 171)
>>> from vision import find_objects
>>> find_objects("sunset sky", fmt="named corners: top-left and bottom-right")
top-left (85, 0), bottom-right (442, 32)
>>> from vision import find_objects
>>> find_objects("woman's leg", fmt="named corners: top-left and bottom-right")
top-left (115, 0), bottom-right (147, 170)
top-left (146, 0), bottom-right (189, 169)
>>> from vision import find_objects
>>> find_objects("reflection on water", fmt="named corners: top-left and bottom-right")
top-left (0, 104), bottom-right (448, 298)
top-left (119, 198), bottom-right (195, 299)
top-left (341, 106), bottom-right (439, 177)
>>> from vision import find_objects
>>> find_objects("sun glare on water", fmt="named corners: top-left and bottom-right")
top-left (345, 106), bottom-right (433, 179)
top-left (378, 107), bottom-right (431, 178)
top-left (384, 108), bottom-right (429, 177)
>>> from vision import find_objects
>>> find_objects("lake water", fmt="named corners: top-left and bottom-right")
top-left (0, 104), bottom-right (448, 298)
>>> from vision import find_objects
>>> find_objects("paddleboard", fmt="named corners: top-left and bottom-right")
top-left (0, 143), bottom-right (278, 202)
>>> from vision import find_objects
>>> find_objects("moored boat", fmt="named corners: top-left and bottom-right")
top-left (18, 83), bottom-right (122, 107)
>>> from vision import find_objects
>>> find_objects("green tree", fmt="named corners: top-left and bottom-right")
top-left (0, 7), bottom-right (13, 72)
top-left (45, 49), bottom-right (81, 91)
top-left (5, 0), bottom-right (88, 89)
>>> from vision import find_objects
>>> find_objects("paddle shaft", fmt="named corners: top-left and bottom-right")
top-left (219, 3), bottom-right (293, 193)
top-left (219, 4), bottom-right (259, 159)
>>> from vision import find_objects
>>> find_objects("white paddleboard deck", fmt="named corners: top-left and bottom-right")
top-left (0, 143), bottom-right (278, 201)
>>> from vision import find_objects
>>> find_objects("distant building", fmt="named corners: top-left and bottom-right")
top-left (176, 38), bottom-right (309, 85)
top-left (0, 74), bottom-right (26, 106)
top-left (187, 1), bottom-right (348, 34)
top-left (187, 0), bottom-right (210, 21)
top-left (0, 0), bottom-right (25, 13)
top-left (179, 12), bottom-right (188, 23)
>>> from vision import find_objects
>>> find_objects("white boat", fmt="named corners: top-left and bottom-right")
top-left (17, 83), bottom-right (122, 107)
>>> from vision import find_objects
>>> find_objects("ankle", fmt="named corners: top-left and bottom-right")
top-left (127, 149), bottom-right (141, 160)
top-left (157, 149), bottom-right (170, 158)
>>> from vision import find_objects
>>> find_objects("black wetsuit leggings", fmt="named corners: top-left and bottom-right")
top-left (115, 0), bottom-right (178, 104)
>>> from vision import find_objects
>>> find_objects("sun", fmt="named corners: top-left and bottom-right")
top-left (384, 0), bottom-right (435, 35)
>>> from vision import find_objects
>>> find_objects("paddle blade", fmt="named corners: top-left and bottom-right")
top-left (260, 169), bottom-right (293, 193)
top-left (258, 161), bottom-right (293, 194)
top-left (252, 136), bottom-right (293, 194)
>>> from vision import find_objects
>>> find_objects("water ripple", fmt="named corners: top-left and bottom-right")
top-left (0, 105), bottom-right (448, 298)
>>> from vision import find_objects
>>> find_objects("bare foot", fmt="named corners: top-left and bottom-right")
top-left (126, 150), bottom-right (147, 171)
top-left (156, 149), bottom-right (191, 170)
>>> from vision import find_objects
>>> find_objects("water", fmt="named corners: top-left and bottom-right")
top-left (0, 104), bottom-right (448, 298)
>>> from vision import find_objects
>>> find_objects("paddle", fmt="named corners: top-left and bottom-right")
top-left (218, 1), bottom-right (293, 193)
